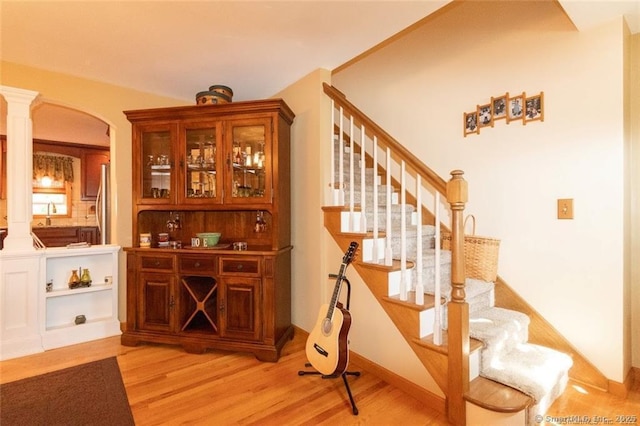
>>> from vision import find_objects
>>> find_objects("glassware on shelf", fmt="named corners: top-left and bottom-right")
top-left (80, 268), bottom-right (92, 287)
top-left (254, 210), bottom-right (266, 233)
top-left (68, 269), bottom-right (81, 289)
top-left (167, 212), bottom-right (182, 231)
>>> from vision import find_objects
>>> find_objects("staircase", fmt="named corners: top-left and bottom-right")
top-left (322, 84), bottom-right (578, 425)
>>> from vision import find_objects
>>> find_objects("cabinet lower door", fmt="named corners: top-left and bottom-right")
top-left (138, 272), bottom-right (175, 332)
top-left (219, 277), bottom-right (261, 341)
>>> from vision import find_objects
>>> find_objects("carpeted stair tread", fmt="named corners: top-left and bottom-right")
top-left (344, 185), bottom-right (397, 206)
top-left (424, 277), bottom-right (494, 301)
top-left (480, 343), bottom-right (573, 404)
top-left (470, 307), bottom-right (530, 350)
top-left (425, 278), bottom-right (495, 330)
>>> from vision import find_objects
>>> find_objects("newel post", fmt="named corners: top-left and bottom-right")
top-left (446, 170), bottom-right (469, 425)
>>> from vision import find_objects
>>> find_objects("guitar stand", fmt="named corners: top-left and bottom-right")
top-left (298, 274), bottom-right (361, 415)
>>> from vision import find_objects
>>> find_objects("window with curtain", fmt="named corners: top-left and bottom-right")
top-left (33, 154), bottom-right (74, 184)
top-left (32, 154), bottom-right (73, 218)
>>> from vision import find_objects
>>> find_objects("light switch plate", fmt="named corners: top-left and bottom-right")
top-left (557, 198), bottom-right (574, 219)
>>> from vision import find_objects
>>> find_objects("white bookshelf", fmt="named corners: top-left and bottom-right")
top-left (39, 244), bottom-right (121, 349)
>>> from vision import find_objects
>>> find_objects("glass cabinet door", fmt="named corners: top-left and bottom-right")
top-left (183, 123), bottom-right (221, 203)
top-left (138, 125), bottom-right (174, 203)
top-left (227, 118), bottom-right (271, 203)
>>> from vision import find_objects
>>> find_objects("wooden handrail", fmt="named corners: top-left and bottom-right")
top-left (323, 83), bottom-right (447, 196)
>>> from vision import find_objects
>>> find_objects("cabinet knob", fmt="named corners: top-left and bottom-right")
top-left (194, 261), bottom-right (201, 268)
top-left (154, 260), bottom-right (160, 266)
top-left (237, 264), bottom-right (243, 270)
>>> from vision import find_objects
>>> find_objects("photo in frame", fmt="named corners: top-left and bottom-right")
top-left (506, 92), bottom-right (525, 123)
top-left (491, 95), bottom-right (507, 121)
top-left (463, 111), bottom-right (479, 137)
top-left (524, 92), bottom-right (544, 123)
top-left (477, 103), bottom-right (493, 128)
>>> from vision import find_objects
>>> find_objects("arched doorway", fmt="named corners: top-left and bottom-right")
top-left (1, 100), bottom-right (114, 246)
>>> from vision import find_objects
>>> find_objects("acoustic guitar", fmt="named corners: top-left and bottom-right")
top-left (305, 242), bottom-right (358, 376)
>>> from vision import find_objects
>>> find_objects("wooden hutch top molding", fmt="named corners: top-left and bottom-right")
top-left (124, 98), bottom-right (295, 124)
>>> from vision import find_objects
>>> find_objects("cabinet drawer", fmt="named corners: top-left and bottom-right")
top-left (180, 255), bottom-right (216, 274)
top-left (139, 255), bottom-right (174, 271)
top-left (219, 257), bottom-right (261, 276)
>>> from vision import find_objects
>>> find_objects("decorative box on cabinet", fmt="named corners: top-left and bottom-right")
top-left (122, 99), bottom-right (294, 361)
top-left (40, 245), bottom-right (121, 349)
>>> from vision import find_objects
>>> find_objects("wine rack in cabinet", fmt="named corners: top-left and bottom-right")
top-left (180, 276), bottom-right (218, 334)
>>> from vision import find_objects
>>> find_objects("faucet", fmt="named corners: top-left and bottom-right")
top-left (46, 201), bottom-right (57, 226)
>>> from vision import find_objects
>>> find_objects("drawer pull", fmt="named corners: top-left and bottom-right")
top-left (194, 261), bottom-right (201, 268)
top-left (155, 260), bottom-right (160, 267)
top-left (237, 264), bottom-right (243, 270)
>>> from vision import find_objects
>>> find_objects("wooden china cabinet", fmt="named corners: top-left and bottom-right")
top-left (121, 99), bottom-right (294, 362)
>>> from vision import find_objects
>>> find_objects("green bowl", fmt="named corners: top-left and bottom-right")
top-left (196, 232), bottom-right (221, 247)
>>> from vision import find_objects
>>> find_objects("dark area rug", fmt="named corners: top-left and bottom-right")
top-left (0, 357), bottom-right (134, 426)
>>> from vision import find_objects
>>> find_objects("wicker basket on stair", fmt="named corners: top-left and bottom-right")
top-left (441, 215), bottom-right (500, 282)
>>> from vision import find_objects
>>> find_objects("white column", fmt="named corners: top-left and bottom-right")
top-left (1, 85), bottom-right (39, 251)
top-left (0, 86), bottom-right (44, 360)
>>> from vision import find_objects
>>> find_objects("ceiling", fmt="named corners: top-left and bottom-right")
top-left (1, 0), bottom-right (638, 145)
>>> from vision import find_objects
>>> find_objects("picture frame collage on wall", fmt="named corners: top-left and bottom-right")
top-left (464, 91), bottom-right (544, 137)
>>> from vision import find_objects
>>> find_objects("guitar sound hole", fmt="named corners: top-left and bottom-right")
top-left (321, 318), bottom-right (332, 335)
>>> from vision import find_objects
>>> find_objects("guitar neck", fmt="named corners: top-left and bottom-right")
top-left (325, 263), bottom-right (348, 320)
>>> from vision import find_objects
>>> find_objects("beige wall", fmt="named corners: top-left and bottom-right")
top-left (1, 60), bottom-right (188, 317)
top-left (332, 1), bottom-right (636, 382)
top-left (273, 69), bottom-right (331, 331)
top-left (630, 33), bottom-right (640, 369)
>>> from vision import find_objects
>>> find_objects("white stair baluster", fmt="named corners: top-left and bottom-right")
top-left (384, 146), bottom-right (393, 266)
top-left (415, 175), bottom-right (424, 305)
top-left (372, 136), bottom-right (379, 263)
top-left (434, 191), bottom-right (442, 345)
top-left (359, 123), bottom-right (367, 233)
top-left (330, 100), bottom-right (337, 205)
top-left (338, 107), bottom-right (345, 206)
top-left (400, 160), bottom-right (407, 301)
top-left (348, 115), bottom-right (355, 231)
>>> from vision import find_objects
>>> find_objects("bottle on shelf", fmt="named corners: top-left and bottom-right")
top-left (80, 268), bottom-right (92, 287)
top-left (254, 210), bottom-right (266, 233)
top-left (68, 269), bottom-right (81, 289)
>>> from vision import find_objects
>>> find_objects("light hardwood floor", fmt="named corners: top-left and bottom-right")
top-left (1, 331), bottom-right (638, 425)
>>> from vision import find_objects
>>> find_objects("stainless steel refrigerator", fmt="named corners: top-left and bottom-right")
top-left (96, 163), bottom-right (111, 244)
